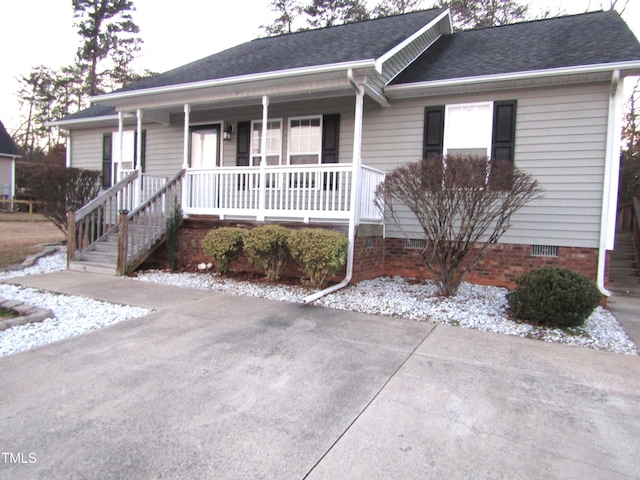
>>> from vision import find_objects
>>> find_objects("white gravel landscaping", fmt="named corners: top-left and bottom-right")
top-left (0, 249), bottom-right (637, 356)
top-left (0, 250), bottom-right (151, 357)
top-left (136, 269), bottom-right (638, 356)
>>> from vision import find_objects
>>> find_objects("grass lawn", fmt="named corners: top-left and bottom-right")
top-left (0, 212), bottom-right (65, 268)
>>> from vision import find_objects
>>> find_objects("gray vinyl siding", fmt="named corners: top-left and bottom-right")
top-left (362, 83), bottom-right (610, 249)
top-left (0, 158), bottom-right (13, 195)
top-left (70, 127), bottom-right (105, 172)
top-left (143, 124), bottom-right (183, 178)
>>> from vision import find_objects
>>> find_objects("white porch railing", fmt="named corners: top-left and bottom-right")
top-left (183, 163), bottom-right (385, 223)
top-left (119, 170), bottom-right (168, 204)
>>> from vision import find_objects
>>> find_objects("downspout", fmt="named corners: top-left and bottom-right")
top-left (598, 70), bottom-right (624, 296)
top-left (304, 69), bottom-right (364, 303)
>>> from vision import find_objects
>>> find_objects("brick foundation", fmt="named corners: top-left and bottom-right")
top-left (383, 238), bottom-right (601, 289)
top-left (144, 217), bottom-right (603, 290)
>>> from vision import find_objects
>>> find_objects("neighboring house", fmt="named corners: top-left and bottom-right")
top-left (0, 120), bottom-right (20, 210)
top-left (51, 8), bottom-right (640, 294)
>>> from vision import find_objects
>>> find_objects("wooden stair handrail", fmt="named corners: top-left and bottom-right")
top-left (74, 170), bottom-right (139, 222)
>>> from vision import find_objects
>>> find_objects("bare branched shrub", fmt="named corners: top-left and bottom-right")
top-left (28, 165), bottom-right (102, 235)
top-left (375, 155), bottom-right (542, 297)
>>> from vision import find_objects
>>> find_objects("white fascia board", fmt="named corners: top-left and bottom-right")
top-left (374, 9), bottom-right (452, 74)
top-left (47, 113), bottom-right (135, 128)
top-left (90, 60), bottom-right (377, 106)
top-left (385, 60), bottom-right (640, 95)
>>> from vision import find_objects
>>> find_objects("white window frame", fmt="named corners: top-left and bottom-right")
top-left (443, 101), bottom-right (493, 159)
top-left (112, 130), bottom-right (135, 182)
top-left (250, 118), bottom-right (283, 167)
top-left (287, 115), bottom-right (323, 165)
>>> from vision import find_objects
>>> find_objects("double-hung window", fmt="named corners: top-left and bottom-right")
top-left (250, 119), bottom-right (282, 166)
top-left (423, 100), bottom-right (517, 189)
top-left (288, 116), bottom-right (322, 165)
top-left (443, 102), bottom-right (493, 159)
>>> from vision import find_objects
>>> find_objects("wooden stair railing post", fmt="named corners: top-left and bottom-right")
top-left (116, 210), bottom-right (129, 276)
top-left (67, 210), bottom-right (76, 265)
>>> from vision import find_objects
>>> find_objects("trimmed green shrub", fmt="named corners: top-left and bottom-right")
top-left (287, 228), bottom-right (348, 288)
top-left (507, 267), bottom-right (602, 328)
top-left (165, 199), bottom-right (182, 271)
top-left (202, 227), bottom-right (247, 274)
top-left (244, 225), bottom-right (291, 282)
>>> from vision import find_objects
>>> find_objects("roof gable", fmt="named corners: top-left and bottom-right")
top-left (392, 10), bottom-right (640, 85)
top-left (0, 120), bottom-right (20, 157)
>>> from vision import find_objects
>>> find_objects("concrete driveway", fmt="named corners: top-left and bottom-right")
top-left (1, 272), bottom-right (639, 479)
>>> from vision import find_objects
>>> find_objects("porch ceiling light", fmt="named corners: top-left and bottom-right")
top-left (223, 122), bottom-right (233, 141)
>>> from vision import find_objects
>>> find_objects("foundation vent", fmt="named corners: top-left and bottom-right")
top-left (405, 238), bottom-right (427, 249)
top-left (531, 245), bottom-right (559, 257)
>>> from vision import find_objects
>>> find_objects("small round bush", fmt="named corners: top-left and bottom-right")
top-left (202, 227), bottom-right (247, 274)
top-left (507, 267), bottom-right (602, 328)
top-left (287, 228), bottom-right (348, 288)
top-left (244, 225), bottom-right (291, 282)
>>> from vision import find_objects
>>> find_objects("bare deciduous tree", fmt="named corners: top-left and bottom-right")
top-left (28, 165), bottom-right (102, 234)
top-left (375, 155), bottom-right (542, 297)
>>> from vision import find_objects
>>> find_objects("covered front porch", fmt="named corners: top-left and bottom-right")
top-left (68, 67), bottom-right (389, 277)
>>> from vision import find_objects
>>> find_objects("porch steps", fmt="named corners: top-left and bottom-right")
top-left (68, 218), bottom-right (167, 276)
top-left (68, 234), bottom-right (119, 275)
top-left (609, 232), bottom-right (640, 296)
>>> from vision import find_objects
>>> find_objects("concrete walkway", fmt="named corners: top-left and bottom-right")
top-left (1, 271), bottom-right (639, 480)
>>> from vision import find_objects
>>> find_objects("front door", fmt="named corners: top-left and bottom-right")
top-left (191, 124), bottom-right (221, 169)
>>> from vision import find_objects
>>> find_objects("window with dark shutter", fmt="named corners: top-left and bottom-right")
top-left (322, 114), bottom-right (340, 190)
top-left (489, 100), bottom-right (517, 190)
top-left (102, 133), bottom-right (112, 188)
top-left (236, 121), bottom-right (251, 167)
top-left (133, 130), bottom-right (146, 172)
top-left (423, 106), bottom-right (445, 159)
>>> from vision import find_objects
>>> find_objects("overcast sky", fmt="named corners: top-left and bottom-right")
top-left (1, 0), bottom-right (639, 133)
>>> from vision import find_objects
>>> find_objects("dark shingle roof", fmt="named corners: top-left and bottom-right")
top-left (0, 120), bottom-right (20, 156)
top-left (392, 10), bottom-right (640, 85)
top-left (58, 104), bottom-right (117, 122)
top-left (117, 8), bottom-right (445, 93)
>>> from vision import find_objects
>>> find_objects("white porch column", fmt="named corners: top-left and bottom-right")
top-left (65, 133), bottom-right (71, 168)
top-left (183, 104), bottom-right (191, 169)
top-left (182, 104), bottom-right (191, 213)
top-left (258, 95), bottom-right (269, 221)
top-left (117, 111), bottom-right (124, 187)
top-left (136, 108), bottom-right (143, 206)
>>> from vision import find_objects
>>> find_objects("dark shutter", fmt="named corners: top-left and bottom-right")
top-left (322, 114), bottom-right (340, 190)
top-left (489, 100), bottom-right (517, 190)
top-left (102, 134), bottom-right (112, 188)
top-left (423, 106), bottom-right (445, 159)
top-left (236, 121), bottom-right (251, 167)
top-left (133, 130), bottom-right (146, 172)
top-left (321, 114), bottom-right (340, 164)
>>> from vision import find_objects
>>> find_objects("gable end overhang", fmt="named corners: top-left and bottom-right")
top-left (374, 9), bottom-right (452, 83)
top-left (385, 60), bottom-right (640, 98)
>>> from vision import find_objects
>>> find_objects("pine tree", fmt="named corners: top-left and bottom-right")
top-left (303, 0), bottom-right (370, 28)
top-left (372, 0), bottom-right (424, 17)
top-left (262, 0), bottom-right (302, 36)
top-left (72, 0), bottom-right (142, 95)
top-left (436, 0), bottom-right (528, 29)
